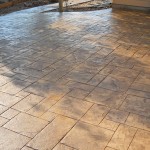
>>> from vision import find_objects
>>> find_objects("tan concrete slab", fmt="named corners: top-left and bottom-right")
top-left (67, 88), bottom-right (90, 99)
top-left (0, 79), bottom-right (31, 95)
top-left (135, 73), bottom-right (150, 85)
top-left (85, 87), bottom-right (126, 108)
top-left (0, 127), bottom-right (30, 150)
top-left (81, 104), bottom-right (109, 125)
top-left (105, 147), bottom-right (116, 150)
top-left (99, 119), bottom-right (119, 131)
top-left (21, 147), bottom-right (34, 150)
top-left (125, 113), bottom-right (150, 131)
top-left (0, 104), bottom-right (8, 114)
top-left (120, 95), bottom-right (150, 117)
top-left (0, 75), bottom-right (12, 86)
top-left (99, 76), bottom-right (133, 92)
top-left (127, 82), bottom-right (150, 99)
top-left (50, 96), bottom-right (92, 120)
top-left (4, 113), bottom-right (48, 138)
top-left (61, 122), bottom-right (114, 150)
top-left (110, 68), bottom-right (139, 79)
top-left (27, 97), bottom-right (58, 117)
top-left (0, 91), bottom-right (22, 107)
top-left (87, 74), bottom-right (106, 86)
top-left (0, 116), bottom-right (8, 126)
top-left (53, 143), bottom-right (75, 150)
top-left (27, 116), bottom-right (76, 150)
top-left (129, 129), bottom-right (150, 150)
top-left (40, 111), bottom-right (57, 122)
top-left (12, 94), bottom-right (44, 112)
top-left (105, 109), bottom-right (129, 123)
top-left (108, 124), bottom-right (137, 150)
top-left (1, 108), bottom-right (19, 119)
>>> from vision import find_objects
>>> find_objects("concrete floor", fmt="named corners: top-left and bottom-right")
top-left (0, 8), bottom-right (150, 150)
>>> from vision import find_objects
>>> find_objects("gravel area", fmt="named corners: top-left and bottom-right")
top-left (49, 0), bottom-right (112, 12)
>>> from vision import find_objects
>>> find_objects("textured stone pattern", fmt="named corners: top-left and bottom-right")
top-left (0, 7), bottom-right (150, 150)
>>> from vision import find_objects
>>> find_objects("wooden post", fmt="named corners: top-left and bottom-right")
top-left (59, 0), bottom-right (63, 12)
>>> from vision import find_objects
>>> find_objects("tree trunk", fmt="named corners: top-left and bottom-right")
top-left (59, 0), bottom-right (63, 12)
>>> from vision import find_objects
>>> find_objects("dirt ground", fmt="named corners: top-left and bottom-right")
top-left (49, 0), bottom-right (111, 12)
top-left (0, 0), bottom-right (53, 15)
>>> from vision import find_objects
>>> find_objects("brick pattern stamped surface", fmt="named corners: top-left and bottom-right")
top-left (0, 5), bottom-right (150, 150)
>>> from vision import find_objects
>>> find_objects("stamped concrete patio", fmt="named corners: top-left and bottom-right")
top-left (0, 7), bottom-right (150, 150)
